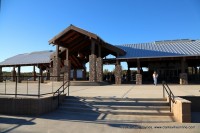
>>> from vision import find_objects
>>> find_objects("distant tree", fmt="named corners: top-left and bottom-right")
top-left (103, 69), bottom-right (109, 75)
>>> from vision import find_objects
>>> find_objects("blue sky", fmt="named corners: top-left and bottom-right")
top-left (0, 0), bottom-right (200, 72)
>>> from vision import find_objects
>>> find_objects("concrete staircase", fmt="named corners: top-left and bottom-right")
top-left (57, 96), bottom-right (175, 122)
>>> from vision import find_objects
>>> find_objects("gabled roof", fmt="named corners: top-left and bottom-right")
top-left (49, 24), bottom-right (126, 56)
top-left (0, 50), bottom-right (54, 67)
top-left (116, 39), bottom-right (200, 59)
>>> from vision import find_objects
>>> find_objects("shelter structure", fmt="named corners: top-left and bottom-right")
top-left (0, 51), bottom-right (53, 83)
top-left (48, 25), bottom-right (125, 84)
top-left (1, 25), bottom-right (200, 85)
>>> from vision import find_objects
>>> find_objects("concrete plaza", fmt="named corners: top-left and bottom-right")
top-left (0, 83), bottom-right (200, 133)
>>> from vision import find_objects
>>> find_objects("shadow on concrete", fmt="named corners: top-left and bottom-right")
top-left (0, 117), bottom-right (35, 133)
top-left (0, 117), bottom-right (35, 125)
top-left (108, 123), bottom-right (147, 129)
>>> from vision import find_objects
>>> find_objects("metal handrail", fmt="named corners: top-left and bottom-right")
top-left (0, 75), bottom-right (65, 98)
top-left (162, 81), bottom-right (175, 112)
top-left (53, 80), bottom-right (70, 107)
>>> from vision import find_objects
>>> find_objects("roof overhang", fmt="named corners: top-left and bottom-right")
top-left (48, 24), bottom-right (126, 57)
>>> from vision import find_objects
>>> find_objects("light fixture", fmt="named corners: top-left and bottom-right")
top-left (77, 52), bottom-right (81, 58)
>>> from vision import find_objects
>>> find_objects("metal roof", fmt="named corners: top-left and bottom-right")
top-left (0, 50), bottom-right (54, 67)
top-left (116, 39), bottom-right (200, 59)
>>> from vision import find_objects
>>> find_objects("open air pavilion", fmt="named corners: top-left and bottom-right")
top-left (0, 25), bottom-right (200, 85)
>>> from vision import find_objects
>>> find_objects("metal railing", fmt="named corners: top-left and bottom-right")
top-left (0, 75), bottom-right (67, 98)
top-left (53, 80), bottom-right (70, 107)
top-left (162, 81), bottom-right (175, 112)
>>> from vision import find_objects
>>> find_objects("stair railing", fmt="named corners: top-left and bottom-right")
top-left (53, 80), bottom-right (70, 107)
top-left (162, 81), bottom-right (175, 112)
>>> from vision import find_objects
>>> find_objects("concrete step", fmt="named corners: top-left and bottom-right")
top-left (61, 102), bottom-right (170, 111)
top-left (59, 106), bottom-right (173, 116)
top-left (63, 99), bottom-right (169, 106)
top-left (65, 96), bottom-right (167, 101)
top-left (55, 110), bottom-right (175, 123)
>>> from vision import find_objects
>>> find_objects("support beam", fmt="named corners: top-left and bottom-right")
top-left (91, 39), bottom-right (95, 55)
top-left (137, 59), bottom-right (140, 74)
top-left (127, 67), bottom-right (131, 82)
top-left (46, 70), bottom-right (50, 80)
top-left (39, 67), bottom-right (44, 83)
top-left (180, 58), bottom-right (188, 85)
top-left (82, 67), bottom-right (86, 80)
top-left (115, 60), bottom-right (122, 84)
top-left (136, 59), bottom-right (142, 84)
top-left (73, 69), bottom-right (77, 81)
top-left (11, 67), bottom-right (16, 82)
top-left (33, 66), bottom-right (36, 81)
top-left (0, 67), bottom-right (3, 82)
top-left (17, 66), bottom-right (21, 83)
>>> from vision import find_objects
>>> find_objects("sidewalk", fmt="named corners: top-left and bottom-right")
top-left (0, 84), bottom-right (200, 133)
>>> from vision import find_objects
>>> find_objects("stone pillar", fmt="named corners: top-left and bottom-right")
top-left (39, 68), bottom-right (44, 83)
top-left (53, 57), bottom-right (61, 81)
top-left (180, 58), bottom-right (188, 85)
top-left (17, 66), bottom-right (21, 83)
top-left (0, 67), bottom-right (3, 82)
top-left (115, 60), bottom-right (122, 84)
top-left (33, 66), bottom-right (36, 81)
top-left (89, 54), bottom-right (97, 82)
top-left (136, 59), bottom-right (142, 84)
top-left (73, 69), bottom-right (77, 81)
top-left (52, 45), bottom-right (61, 81)
top-left (64, 60), bottom-right (71, 81)
top-left (136, 74), bottom-right (142, 85)
top-left (96, 57), bottom-right (103, 82)
top-left (64, 48), bottom-right (71, 82)
top-left (11, 67), bottom-right (16, 82)
top-left (180, 73), bottom-right (188, 85)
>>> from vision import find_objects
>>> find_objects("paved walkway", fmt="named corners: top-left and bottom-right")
top-left (0, 83), bottom-right (200, 133)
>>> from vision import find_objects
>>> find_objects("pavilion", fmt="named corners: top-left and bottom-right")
top-left (0, 25), bottom-right (200, 85)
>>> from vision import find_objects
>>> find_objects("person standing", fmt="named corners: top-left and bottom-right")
top-left (152, 71), bottom-right (158, 85)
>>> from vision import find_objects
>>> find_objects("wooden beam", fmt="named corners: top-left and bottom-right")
top-left (91, 39), bottom-right (96, 55)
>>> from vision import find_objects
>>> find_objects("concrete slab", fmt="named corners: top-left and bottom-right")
top-left (1, 83), bottom-right (200, 132)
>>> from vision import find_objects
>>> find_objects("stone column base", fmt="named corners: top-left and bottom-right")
top-left (64, 60), bottom-right (71, 82)
top-left (96, 57), bottom-right (103, 82)
top-left (53, 57), bottom-right (61, 81)
top-left (180, 73), bottom-right (188, 85)
top-left (115, 65), bottom-right (122, 84)
top-left (89, 54), bottom-right (97, 82)
top-left (136, 74), bottom-right (142, 85)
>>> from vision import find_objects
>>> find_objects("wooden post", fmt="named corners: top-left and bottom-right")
top-left (0, 67), bottom-right (3, 82)
top-left (91, 39), bottom-right (95, 55)
top-left (73, 69), bottom-right (77, 81)
top-left (33, 66), bottom-right (36, 81)
top-left (40, 67), bottom-right (44, 83)
top-left (180, 57), bottom-right (188, 85)
top-left (17, 66), bottom-right (21, 83)
top-left (136, 59), bottom-right (142, 84)
top-left (137, 59), bottom-right (140, 74)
